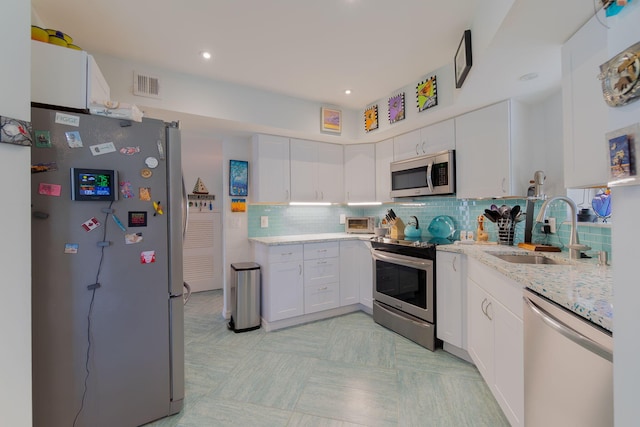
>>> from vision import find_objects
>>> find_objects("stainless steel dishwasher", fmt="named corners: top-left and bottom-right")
top-left (523, 289), bottom-right (613, 427)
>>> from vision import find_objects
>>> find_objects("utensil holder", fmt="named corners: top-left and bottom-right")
top-left (496, 218), bottom-right (515, 245)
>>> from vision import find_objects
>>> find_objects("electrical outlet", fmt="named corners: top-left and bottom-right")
top-left (545, 217), bottom-right (556, 233)
top-left (260, 216), bottom-right (269, 228)
top-left (339, 214), bottom-right (346, 224)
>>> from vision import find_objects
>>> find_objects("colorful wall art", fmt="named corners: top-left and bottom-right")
top-left (388, 93), bottom-right (405, 123)
top-left (416, 76), bottom-right (438, 112)
top-left (364, 105), bottom-right (378, 132)
top-left (321, 107), bottom-right (342, 134)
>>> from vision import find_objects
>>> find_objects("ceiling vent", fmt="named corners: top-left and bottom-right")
top-left (133, 71), bottom-right (161, 99)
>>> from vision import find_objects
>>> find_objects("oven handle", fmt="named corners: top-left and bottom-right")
top-left (372, 249), bottom-right (433, 270)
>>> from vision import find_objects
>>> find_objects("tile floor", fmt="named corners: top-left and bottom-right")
top-left (146, 290), bottom-right (509, 427)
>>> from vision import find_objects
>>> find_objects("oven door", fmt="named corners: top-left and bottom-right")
top-left (372, 250), bottom-right (434, 323)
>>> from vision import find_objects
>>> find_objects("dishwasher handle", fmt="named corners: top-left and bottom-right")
top-left (524, 295), bottom-right (613, 362)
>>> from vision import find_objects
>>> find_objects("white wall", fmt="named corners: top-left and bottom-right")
top-left (0, 1), bottom-right (32, 426)
top-left (607, 3), bottom-right (640, 426)
top-left (181, 131), bottom-right (223, 211)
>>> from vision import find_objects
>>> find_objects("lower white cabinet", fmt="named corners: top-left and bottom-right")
top-left (339, 240), bottom-right (373, 308)
top-left (466, 258), bottom-right (524, 427)
top-left (436, 251), bottom-right (466, 348)
top-left (304, 242), bottom-right (340, 314)
top-left (254, 243), bottom-right (304, 322)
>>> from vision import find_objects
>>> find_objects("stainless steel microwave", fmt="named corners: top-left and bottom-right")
top-left (390, 150), bottom-right (455, 198)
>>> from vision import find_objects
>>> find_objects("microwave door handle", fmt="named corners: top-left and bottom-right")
top-left (426, 161), bottom-right (434, 193)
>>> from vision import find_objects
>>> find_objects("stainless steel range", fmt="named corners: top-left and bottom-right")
top-left (370, 237), bottom-right (440, 351)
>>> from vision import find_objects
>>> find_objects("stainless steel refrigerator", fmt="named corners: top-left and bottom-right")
top-left (30, 107), bottom-right (185, 427)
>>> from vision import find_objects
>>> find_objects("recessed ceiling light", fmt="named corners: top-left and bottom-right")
top-left (519, 72), bottom-right (538, 81)
top-left (345, 89), bottom-right (351, 95)
top-left (201, 51), bottom-right (212, 60)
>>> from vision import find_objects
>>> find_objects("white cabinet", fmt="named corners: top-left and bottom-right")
top-left (466, 258), bottom-right (524, 427)
top-left (436, 251), bottom-right (466, 348)
top-left (562, 14), bottom-right (609, 188)
top-left (31, 41), bottom-right (110, 110)
top-left (375, 138), bottom-right (394, 203)
top-left (251, 134), bottom-right (291, 202)
top-left (290, 139), bottom-right (343, 202)
top-left (344, 143), bottom-right (376, 203)
top-left (455, 100), bottom-right (528, 199)
top-left (339, 240), bottom-right (373, 309)
top-left (393, 120), bottom-right (455, 162)
top-left (254, 244), bottom-right (303, 322)
top-left (303, 242), bottom-right (340, 314)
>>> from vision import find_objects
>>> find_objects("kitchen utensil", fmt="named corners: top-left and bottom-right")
top-left (498, 204), bottom-right (510, 218)
top-left (427, 215), bottom-right (455, 239)
top-left (484, 209), bottom-right (500, 223)
top-left (490, 204), bottom-right (499, 211)
top-left (404, 216), bottom-right (421, 238)
top-left (510, 205), bottom-right (521, 221)
top-left (389, 209), bottom-right (396, 220)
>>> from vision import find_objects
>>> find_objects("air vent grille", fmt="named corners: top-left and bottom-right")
top-left (133, 71), bottom-right (161, 99)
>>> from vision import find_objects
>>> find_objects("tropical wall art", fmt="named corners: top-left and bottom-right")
top-left (364, 105), bottom-right (378, 132)
top-left (416, 76), bottom-right (438, 112)
top-left (388, 93), bottom-right (405, 124)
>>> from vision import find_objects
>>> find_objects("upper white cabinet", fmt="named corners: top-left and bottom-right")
top-left (562, 14), bottom-right (609, 188)
top-left (344, 143), bottom-right (376, 203)
top-left (251, 134), bottom-right (291, 203)
top-left (375, 138), bottom-right (394, 203)
top-left (290, 139), bottom-right (343, 203)
top-left (393, 119), bottom-right (455, 162)
top-left (31, 41), bottom-right (110, 110)
top-left (455, 100), bottom-right (528, 198)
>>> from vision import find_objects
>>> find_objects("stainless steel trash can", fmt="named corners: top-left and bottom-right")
top-left (229, 262), bottom-right (261, 332)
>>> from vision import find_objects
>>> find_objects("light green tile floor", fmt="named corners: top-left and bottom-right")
top-left (145, 290), bottom-right (509, 427)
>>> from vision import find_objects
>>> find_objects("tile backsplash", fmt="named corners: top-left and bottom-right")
top-left (248, 196), bottom-right (611, 259)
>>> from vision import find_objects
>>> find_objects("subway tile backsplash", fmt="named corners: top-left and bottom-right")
top-left (248, 196), bottom-right (612, 258)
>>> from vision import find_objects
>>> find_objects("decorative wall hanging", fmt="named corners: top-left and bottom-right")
top-left (416, 76), bottom-right (438, 112)
top-left (388, 93), bottom-right (405, 123)
top-left (229, 160), bottom-right (248, 196)
top-left (455, 30), bottom-right (472, 88)
top-left (599, 41), bottom-right (640, 107)
top-left (231, 198), bottom-right (246, 212)
top-left (321, 107), bottom-right (342, 134)
top-left (364, 105), bottom-right (378, 132)
top-left (606, 123), bottom-right (639, 187)
top-left (0, 116), bottom-right (32, 146)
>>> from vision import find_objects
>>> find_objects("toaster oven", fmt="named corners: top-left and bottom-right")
top-left (345, 216), bottom-right (375, 233)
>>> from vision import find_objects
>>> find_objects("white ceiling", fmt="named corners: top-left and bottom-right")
top-left (31, 0), bottom-right (599, 112)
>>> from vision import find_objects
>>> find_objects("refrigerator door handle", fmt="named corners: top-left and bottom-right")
top-left (182, 282), bottom-right (191, 305)
top-left (182, 175), bottom-right (189, 240)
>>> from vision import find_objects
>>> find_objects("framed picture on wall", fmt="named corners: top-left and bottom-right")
top-left (229, 159), bottom-right (248, 196)
top-left (321, 107), bottom-right (342, 134)
top-left (455, 29), bottom-right (472, 88)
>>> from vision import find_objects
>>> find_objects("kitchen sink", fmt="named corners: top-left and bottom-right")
top-left (489, 253), bottom-right (570, 265)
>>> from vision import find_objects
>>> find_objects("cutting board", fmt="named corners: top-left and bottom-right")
top-left (517, 242), bottom-right (561, 252)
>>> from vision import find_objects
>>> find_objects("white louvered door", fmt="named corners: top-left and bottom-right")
top-left (183, 210), bottom-right (223, 291)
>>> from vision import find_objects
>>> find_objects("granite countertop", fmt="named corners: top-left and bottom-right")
top-left (249, 232), bottom-right (374, 245)
top-left (438, 244), bottom-right (613, 333)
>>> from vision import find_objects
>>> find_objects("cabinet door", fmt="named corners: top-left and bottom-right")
top-left (317, 142), bottom-right (344, 202)
top-left (290, 138), bottom-right (317, 202)
top-left (344, 144), bottom-right (375, 202)
top-left (358, 241), bottom-right (373, 309)
top-left (494, 300), bottom-right (524, 427)
top-left (562, 15), bottom-right (609, 188)
top-left (304, 282), bottom-right (340, 314)
top-left (266, 260), bottom-right (303, 322)
top-left (375, 138), bottom-right (394, 203)
top-left (420, 119), bottom-right (455, 153)
top-left (455, 101), bottom-right (511, 199)
top-left (393, 129), bottom-right (421, 161)
top-left (251, 134), bottom-right (290, 202)
top-left (467, 278), bottom-right (494, 381)
top-left (436, 251), bottom-right (465, 348)
top-left (339, 241), bottom-right (360, 306)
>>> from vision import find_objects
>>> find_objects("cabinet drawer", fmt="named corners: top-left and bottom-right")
top-left (304, 241), bottom-right (339, 260)
top-left (304, 258), bottom-right (339, 286)
top-left (267, 244), bottom-right (303, 263)
top-left (304, 281), bottom-right (340, 314)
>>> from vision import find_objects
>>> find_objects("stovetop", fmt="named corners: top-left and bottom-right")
top-left (370, 236), bottom-right (448, 259)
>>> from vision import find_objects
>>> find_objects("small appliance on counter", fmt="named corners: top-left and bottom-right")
top-left (345, 216), bottom-right (375, 233)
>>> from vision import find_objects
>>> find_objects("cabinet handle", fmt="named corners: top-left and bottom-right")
top-left (415, 144), bottom-right (420, 156)
top-left (481, 298), bottom-right (488, 316)
top-left (318, 249), bottom-right (327, 253)
top-left (452, 256), bottom-right (457, 272)
top-left (299, 264), bottom-right (302, 275)
top-left (422, 142), bottom-right (426, 153)
top-left (320, 191), bottom-right (324, 200)
top-left (317, 260), bottom-right (327, 265)
top-left (502, 178), bottom-right (507, 193)
top-left (318, 286), bottom-right (328, 291)
top-left (281, 252), bottom-right (293, 256)
top-left (286, 189), bottom-right (290, 200)
top-left (347, 191), bottom-right (350, 200)
top-left (485, 301), bottom-right (493, 320)
top-left (315, 190), bottom-right (319, 200)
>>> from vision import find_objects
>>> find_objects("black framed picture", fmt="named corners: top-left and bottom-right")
top-left (455, 29), bottom-right (472, 89)
top-left (229, 159), bottom-right (248, 196)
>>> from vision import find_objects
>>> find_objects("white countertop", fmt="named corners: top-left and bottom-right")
top-left (249, 232), bottom-right (374, 245)
top-left (438, 244), bottom-right (613, 333)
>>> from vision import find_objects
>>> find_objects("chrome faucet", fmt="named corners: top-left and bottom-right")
top-left (535, 195), bottom-right (591, 260)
